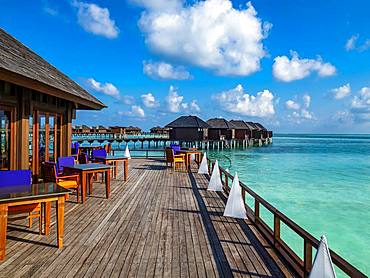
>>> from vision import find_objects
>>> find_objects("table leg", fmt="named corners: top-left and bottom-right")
top-left (81, 172), bottom-right (87, 203)
top-left (89, 173), bottom-right (93, 194)
top-left (105, 169), bottom-right (111, 198)
top-left (0, 204), bottom-right (8, 260)
top-left (114, 161), bottom-right (117, 179)
top-left (44, 201), bottom-right (51, 236)
top-left (124, 160), bottom-right (128, 181)
top-left (56, 196), bottom-right (65, 248)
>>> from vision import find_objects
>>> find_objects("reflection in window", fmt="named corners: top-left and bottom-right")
top-left (0, 110), bottom-right (11, 170)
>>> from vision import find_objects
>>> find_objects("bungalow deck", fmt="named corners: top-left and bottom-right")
top-left (0, 159), bottom-right (294, 277)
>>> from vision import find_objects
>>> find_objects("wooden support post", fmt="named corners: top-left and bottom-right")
top-left (255, 200), bottom-right (260, 222)
top-left (274, 214), bottom-right (280, 247)
top-left (304, 239), bottom-right (313, 278)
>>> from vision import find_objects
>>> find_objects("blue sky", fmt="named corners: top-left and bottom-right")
top-left (1, 0), bottom-right (370, 132)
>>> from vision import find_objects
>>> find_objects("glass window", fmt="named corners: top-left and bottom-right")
top-left (0, 110), bottom-right (11, 170)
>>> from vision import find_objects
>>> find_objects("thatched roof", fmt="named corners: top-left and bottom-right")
top-left (206, 118), bottom-right (236, 129)
top-left (0, 28), bottom-right (105, 110)
top-left (244, 121), bottom-right (259, 130)
top-left (253, 123), bottom-right (267, 131)
top-left (229, 120), bottom-right (251, 130)
top-left (166, 115), bottom-right (210, 128)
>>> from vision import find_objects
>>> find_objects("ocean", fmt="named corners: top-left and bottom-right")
top-left (208, 134), bottom-right (370, 276)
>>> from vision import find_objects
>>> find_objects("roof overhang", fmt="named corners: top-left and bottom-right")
top-left (0, 68), bottom-right (106, 110)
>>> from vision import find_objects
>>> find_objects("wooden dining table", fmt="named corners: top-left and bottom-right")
top-left (0, 183), bottom-right (69, 260)
top-left (177, 150), bottom-right (203, 171)
top-left (94, 155), bottom-right (129, 181)
top-left (63, 163), bottom-right (112, 203)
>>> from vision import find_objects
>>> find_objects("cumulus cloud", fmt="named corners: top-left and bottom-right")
top-left (72, 1), bottom-right (119, 39)
top-left (285, 100), bottom-right (300, 110)
top-left (143, 61), bottom-right (192, 80)
top-left (286, 94), bottom-right (315, 123)
top-left (136, 0), bottom-right (270, 76)
top-left (213, 84), bottom-right (275, 117)
top-left (345, 34), bottom-right (370, 52)
top-left (350, 87), bottom-right (370, 122)
top-left (130, 0), bottom-right (182, 12)
top-left (120, 105), bottom-right (145, 118)
top-left (87, 78), bottom-right (120, 98)
top-left (331, 83), bottom-right (351, 100)
top-left (165, 86), bottom-right (200, 113)
top-left (272, 51), bottom-right (336, 82)
top-left (141, 93), bottom-right (159, 108)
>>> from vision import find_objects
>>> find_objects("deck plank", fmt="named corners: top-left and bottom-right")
top-left (0, 159), bottom-right (294, 277)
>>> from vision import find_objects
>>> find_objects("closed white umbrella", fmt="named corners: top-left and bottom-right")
top-left (223, 173), bottom-right (246, 219)
top-left (124, 145), bottom-right (131, 159)
top-left (198, 152), bottom-right (209, 174)
top-left (309, 236), bottom-right (337, 278)
top-left (208, 160), bottom-right (223, 191)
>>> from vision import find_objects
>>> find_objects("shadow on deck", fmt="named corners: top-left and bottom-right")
top-left (0, 159), bottom-right (295, 277)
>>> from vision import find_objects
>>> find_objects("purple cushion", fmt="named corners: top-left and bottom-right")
top-left (0, 170), bottom-right (32, 186)
top-left (57, 156), bottom-right (75, 173)
top-left (92, 149), bottom-right (107, 158)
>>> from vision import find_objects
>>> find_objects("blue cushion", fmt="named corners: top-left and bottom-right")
top-left (0, 170), bottom-right (32, 186)
top-left (57, 156), bottom-right (75, 173)
top-left (92, 149), bottom-right (107, 158)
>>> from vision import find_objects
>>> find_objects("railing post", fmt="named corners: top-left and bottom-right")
top-left (274, 214), bottom-right (280, 247)
top-left (242, 188), bottom-right (246, 205)
top-left (304, 239), bottom-right (312, 278)
top-left (254, 200), bottom-right (260, 222)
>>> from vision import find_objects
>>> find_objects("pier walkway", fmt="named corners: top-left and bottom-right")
top-left (0, 159), bottom-right (294, 277)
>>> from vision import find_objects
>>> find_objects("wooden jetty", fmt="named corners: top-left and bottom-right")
top-left (0, 158), bottom-right (365, 277)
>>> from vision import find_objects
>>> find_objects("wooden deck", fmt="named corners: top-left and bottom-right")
top-left (0, 159), bottom-right (295, 277)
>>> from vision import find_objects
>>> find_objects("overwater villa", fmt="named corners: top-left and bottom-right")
top-left (206, 118), bottom-right (236, 141)
top-left (0, 27), bottom-right (366, 278)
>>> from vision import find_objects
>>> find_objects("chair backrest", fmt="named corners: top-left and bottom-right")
top-left (92, 149), bottom-right (107, 158)
top-left (57, 156), bottom-right (75, 173)
top-left (170, 144), bottom-right (181, 155)
top-left (71, 142), bottom-right (80, 155)
top-left (78, 153), bottom-right (89, 164)
top-left (104, 143), bottom-right (112, 154)
top-left (165, 148), bottom-right (174, 161)
top-left (0, 170), bottom-right (32, 186)
top-left (43, 162), bottom-right (58, 182)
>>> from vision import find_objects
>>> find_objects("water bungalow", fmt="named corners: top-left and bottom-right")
top-left (229, 120), bottom-right (253, 140)
top-left (0, 28), bottom-right (105, 177)
top-left (206, 118), bottom-right (236, 141)
top-left (165, 115), bottom-right (210, 143)
top-left (150, 126), bottom-right (170, 135)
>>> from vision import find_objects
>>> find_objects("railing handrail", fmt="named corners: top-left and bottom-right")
top-left (207, 158), bottom-right (367, 278)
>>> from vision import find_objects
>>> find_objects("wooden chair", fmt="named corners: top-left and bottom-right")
top-left (0, 170), bottom-right (42, 233)
top-left (43, 162), bottom-right (80, 203)
top-left (165, 148), bottom-right (185, 171)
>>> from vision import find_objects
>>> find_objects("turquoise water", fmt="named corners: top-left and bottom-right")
top-left (208, 134), bottom-right (370, 276)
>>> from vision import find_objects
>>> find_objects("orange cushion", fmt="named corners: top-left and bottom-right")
top-left (58, 180), bottom-right (78, 189)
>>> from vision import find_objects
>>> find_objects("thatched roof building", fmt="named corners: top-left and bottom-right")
top-left (206, 118), bottom-right (236, 140)
top-left (229, 120), bottom-right (252, 140)
top-left (166, 115), bottom-right (210, 141)
top-left (0, 28), bottom-right (104, 175)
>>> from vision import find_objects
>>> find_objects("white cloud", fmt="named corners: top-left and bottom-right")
top-left (285, 100), bottom-right (300, 110)
top-left (165, 86), bottom-right (200, 113)
top-left (87, 78), bottom-right (120, 98)
top-left (345, 34), bottom-right (358, 51)
top-left (213, 84), bottom-right (275, 117)
top-left (331, 83), bottom-right (351, 100)
top-left (351, 87), bottom-right (370, 110)
top-left (272, 51), bottom-right (336, 82)
top-left (143, 61), bottom-right (192, 80)
top-left (141, 93), bottom-right (159, 108)
top-left (286, 94), bottom-right (315, 123)
top-left (345, 34), bottom-right (370, 52)
top-left (130, 0), bottom-right (182, 12)
top-left (72, 1), bottom-right (119, 39)
top-left (120, 105), bottom-right (145, 118)
top-left (137, 0), bottom-right (270, 76)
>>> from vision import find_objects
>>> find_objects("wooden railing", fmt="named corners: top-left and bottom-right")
top-left (206, 159), bottom-right (367, 278)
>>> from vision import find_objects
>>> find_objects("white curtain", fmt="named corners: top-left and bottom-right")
top-left (208, 160), bottom-right (223, 191)
top-left (223, 173), bottom-right (246, 219)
